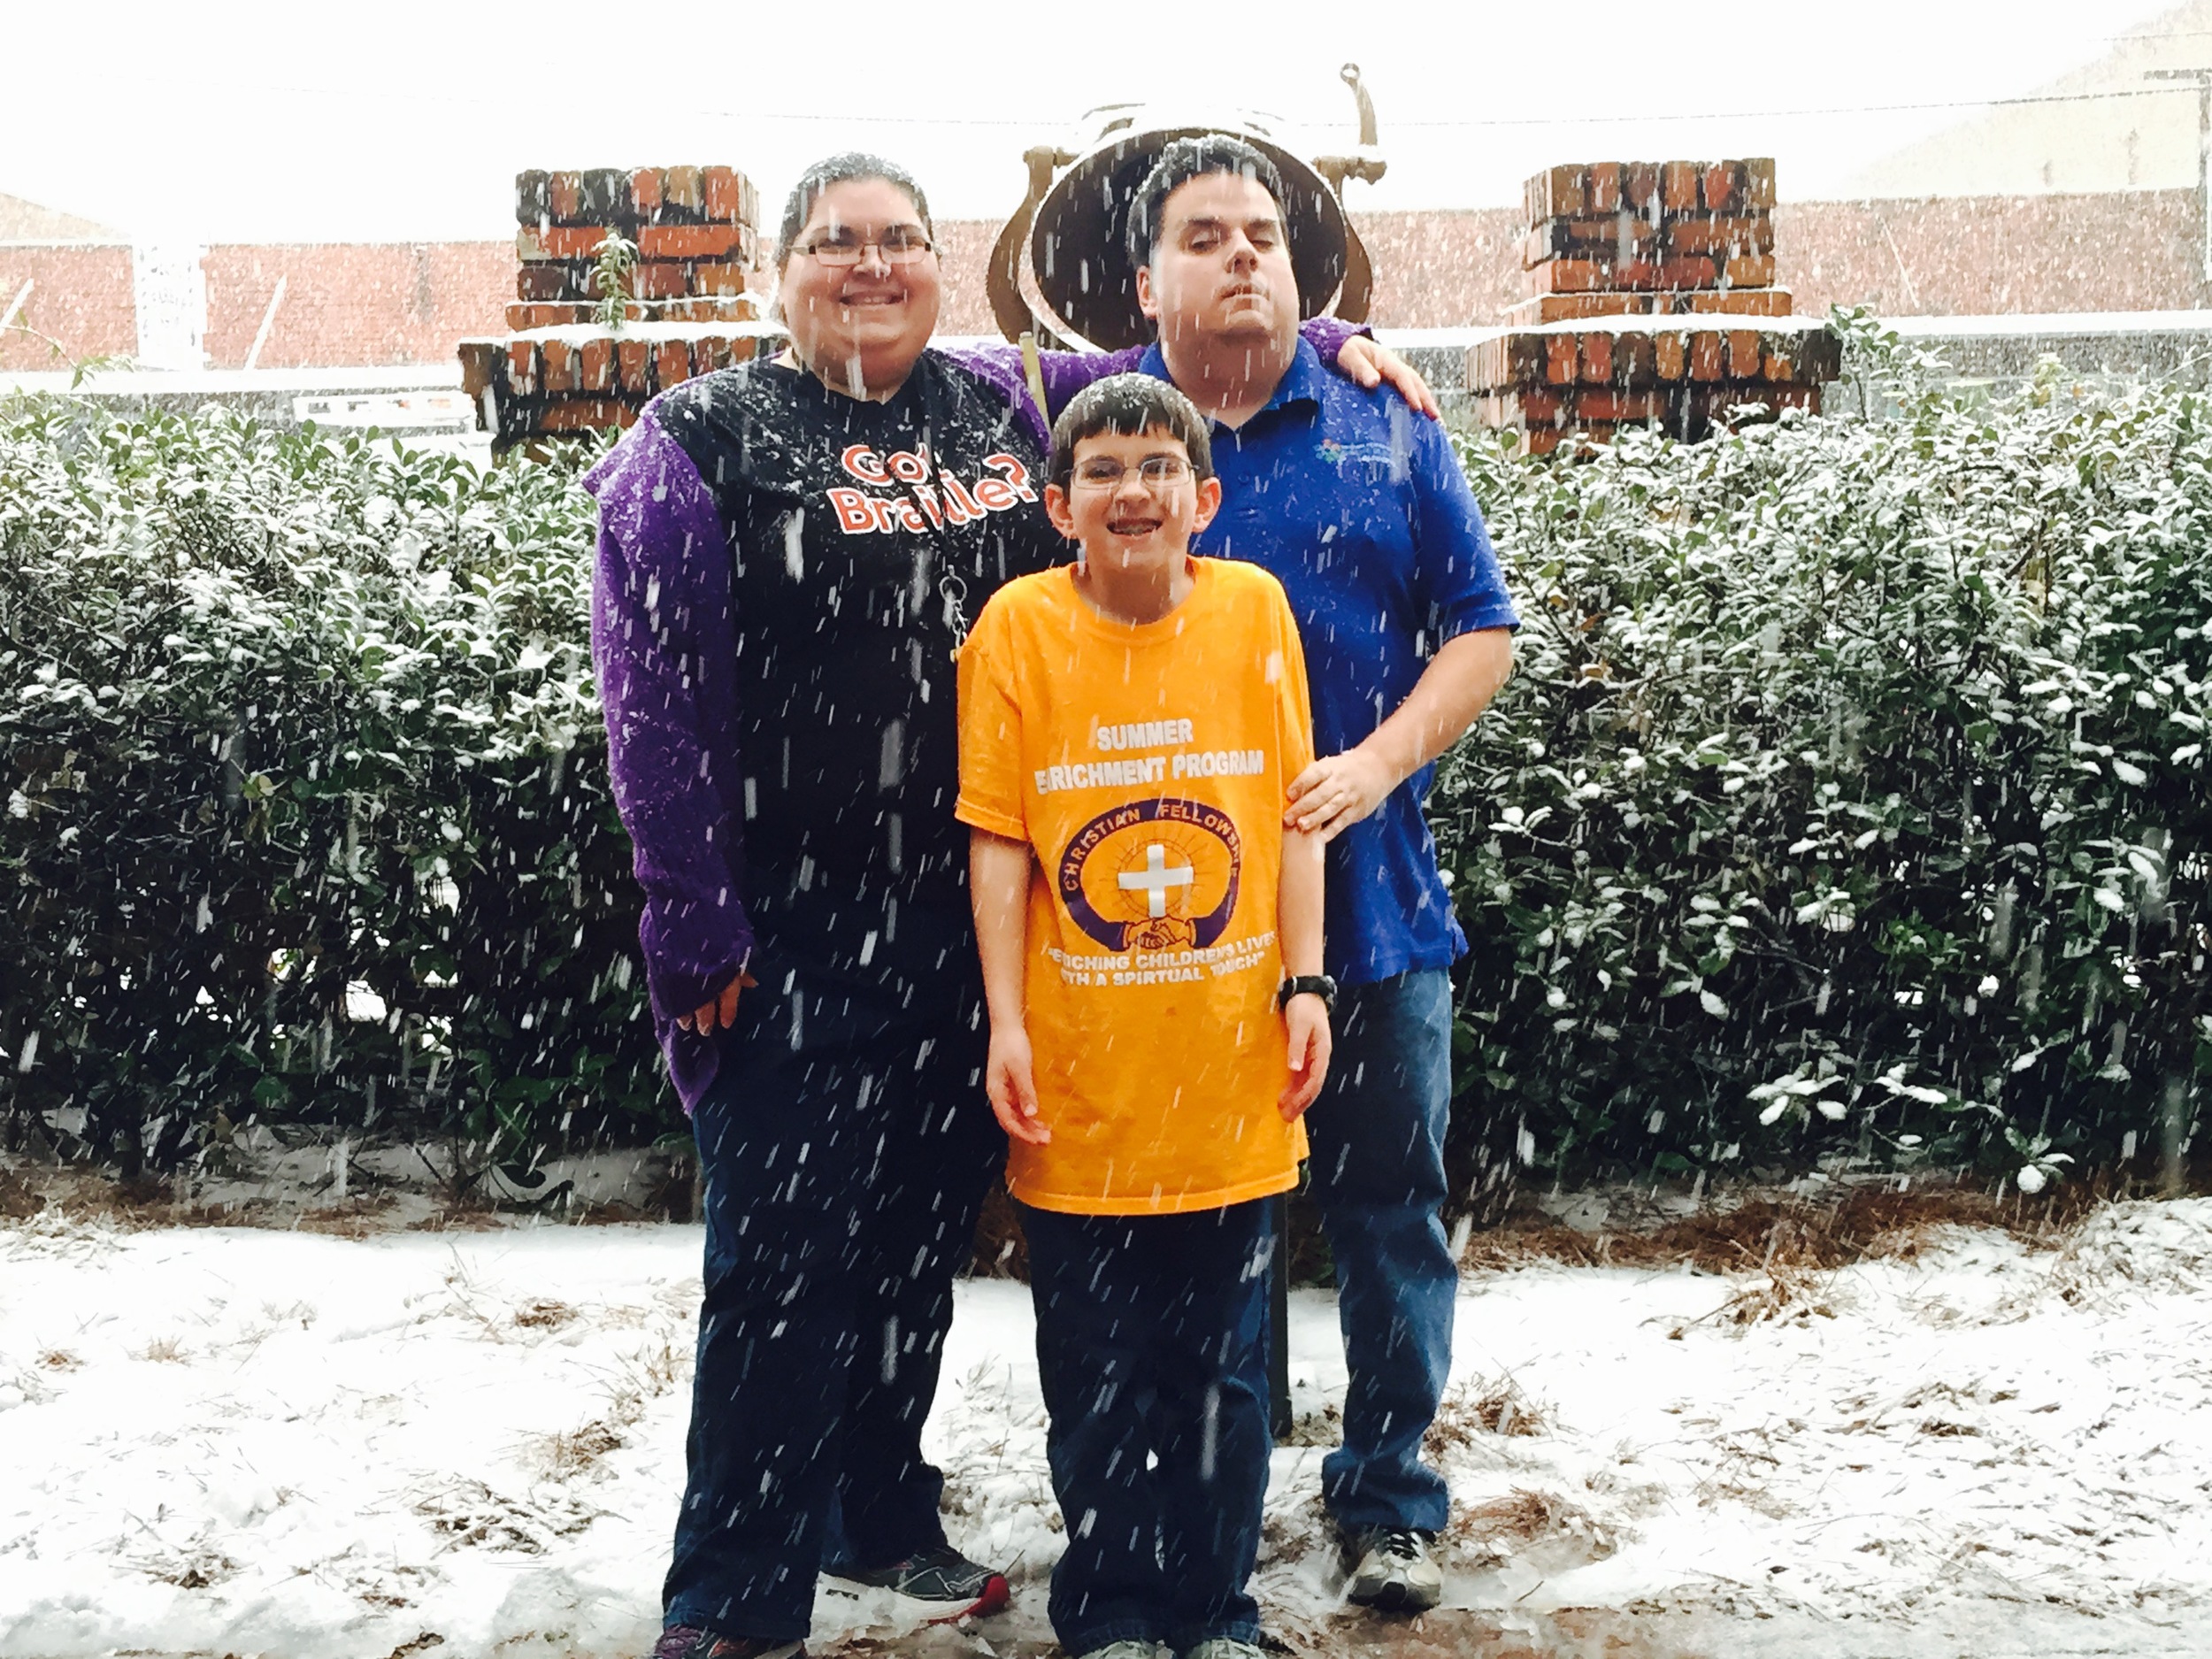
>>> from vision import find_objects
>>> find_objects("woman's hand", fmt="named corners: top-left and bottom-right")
top-left (678, 969), bottom-right (757, 1033)
top-left (986, 1025), bottom-right (1050, 1145)
top-left (1335, 336), bottom-right (1441, 419)
top-left (1279, 994), bottom-right (1332, 1121)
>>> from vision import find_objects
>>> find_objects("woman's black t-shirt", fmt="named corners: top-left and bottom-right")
top-left (651, 353), bottom-right (1060, 953)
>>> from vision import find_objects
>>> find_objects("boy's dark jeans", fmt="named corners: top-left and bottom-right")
top-left (1019, 1197), bottom-right (1276, 1656)
top-left (663, 943), bottom-right (999, 1643)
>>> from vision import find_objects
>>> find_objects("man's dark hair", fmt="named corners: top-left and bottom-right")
top-left (773, 151), bottom-right (934, 268)
top-left (1125, 134), bottom-right (1289, 267)
top-left (1048, 373), bottom-right (1215, 493)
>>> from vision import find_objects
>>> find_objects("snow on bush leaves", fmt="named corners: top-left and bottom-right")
top-left (1436, 315), bottom-right (2211, 1185)
top-left (2, 331), bottom-right (2207, 1189)
top-left (0, 403), bottom-right (665, 1171)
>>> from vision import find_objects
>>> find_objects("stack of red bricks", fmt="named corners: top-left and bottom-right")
top-left (459, 166), bottom-right (780, 450)
top-left (1469, 157), bottom-right (1842, 454)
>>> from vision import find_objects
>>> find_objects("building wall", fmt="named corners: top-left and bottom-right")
top-left (1778, 194), bottom-right (2207, 319)
top-left (1843, 2), bottom-right (2212, 199)
top-left (0, 244), bottom-right (138, 372)
top-left (939, 190), bottom-right (2210, 334)
top-left (199, 242), bottom-right (513, 369)
top-left (5, 190), bottom-right (2206, 374)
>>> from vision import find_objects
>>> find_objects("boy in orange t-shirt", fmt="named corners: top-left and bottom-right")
top-left (956, 374), bottom-right (1332, 1659)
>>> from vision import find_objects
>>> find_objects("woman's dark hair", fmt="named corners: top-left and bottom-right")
top-left (1048, 373), bottom-right (1215, 492)
top-left (773, 151), bottom-right (934, 268)
top-left (1125, 134), bottom-right (1289, 267)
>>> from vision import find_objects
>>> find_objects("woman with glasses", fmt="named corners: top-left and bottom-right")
top-left (588, 151), bottom-right (1427, 1659)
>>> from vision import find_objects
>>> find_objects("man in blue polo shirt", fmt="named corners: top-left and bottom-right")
top-left (1126, 135), bottom-right (1519, 1612)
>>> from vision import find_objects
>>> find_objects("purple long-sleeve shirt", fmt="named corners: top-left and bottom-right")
top-left (589, 322), bottom-right (1363, 1108)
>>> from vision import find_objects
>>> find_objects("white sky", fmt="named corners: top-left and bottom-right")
top-left (0, 0), bottom-right (2191, 242)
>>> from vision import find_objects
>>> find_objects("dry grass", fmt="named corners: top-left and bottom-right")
top-left (134, 1335), bottom-right (189, 1363)
top-left (1666, 1262), bottom-right (1839, 1339)
top-left (410, 1477), bottom-right (600, 1554)
top-left (967, 1182), bottom-right (1029, 1279)
top-left (1459, 1180), bottom-right (2108, 1277)
top-left (37, 1348), bottom-right (80, 1371)
top-left (519, 1326), bottom-right (687, 1485)
top-left (1427, 1375), bottom-right (1551, 1455)
top-left (1283, 1402), bottom-right (1343, 1448)
top-left (289, 1194), bottom-right (400, 1237)
top-left (0, 1163), bottom-right (41, 1221)
top-left (511, 1297), bottom-right (575, 1330)
top-left (527, 1417), bottom-right (626, 1480)
top-left (1447, 1486), bottom-right (1617, 1563)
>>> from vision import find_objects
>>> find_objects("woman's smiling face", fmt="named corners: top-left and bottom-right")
top-left (776, 177), bottom-right (941, 399)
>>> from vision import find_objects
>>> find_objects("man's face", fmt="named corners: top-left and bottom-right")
top-left (1135, 170), bottom-right (1299, 350)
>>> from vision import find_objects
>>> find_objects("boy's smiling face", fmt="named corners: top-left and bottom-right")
top-left (1044, 426), bottom-right (1223, 579)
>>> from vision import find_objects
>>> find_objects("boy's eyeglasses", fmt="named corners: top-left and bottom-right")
top-left (795, 228), bottom-right (935, 266)
top-left (1070, 457), bottom-right (1194, 490)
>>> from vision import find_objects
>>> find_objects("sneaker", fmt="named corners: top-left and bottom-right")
top-left (839, 1541), bottom-right (1011, 1622)
top-left (1073, 1644), bottom-right (1165, 1659)
top-left (650, 1628), bottom-right (803, 1659)
top-left (1342, 1525), bottom-right (1443, 1613)
top-left (1183, 1641), bottom-right (1267, 1659)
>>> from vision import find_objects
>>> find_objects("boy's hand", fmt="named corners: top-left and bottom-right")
top-left (986, 1025), bottom-right (1051, 1145)
top-left (1286, 748), bottom-right (1397, 841)
top-left (1335, 336), bottom-right (1441, 420)
top-left (1279, 995), bottom-right (1332, 1121)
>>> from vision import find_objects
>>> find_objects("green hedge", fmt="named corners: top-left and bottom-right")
top-left (1439, 321), bottom-right (2209, 1190)
top-left (2, 319), bottom-right (2205, 1191)
top-left (0, 402), bottom-right (665, 1174)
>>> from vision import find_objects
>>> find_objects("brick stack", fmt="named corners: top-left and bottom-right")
top-left (1470, 157), bottom-right (1841, 454)
top-left (459, 167), bottom-right (781, 451)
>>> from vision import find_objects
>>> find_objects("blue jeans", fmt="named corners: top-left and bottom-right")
top-left (1302, 967), bottom-right (1455, 1534)
top-left (1020, 1200), bottom-right (1275, 1656)
top-left (662, 946), bottom-right (1000, 1642)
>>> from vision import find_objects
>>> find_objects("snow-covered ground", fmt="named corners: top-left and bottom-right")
top-left (4, 1202), bottom-right (2210, 1659)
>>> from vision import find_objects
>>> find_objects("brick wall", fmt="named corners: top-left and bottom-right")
top-left (1778, 193), bottom-right (2208, 318)
top-left (0, 245), bottom-right (137, 372)
top-left (6, 190), bottom-right (2205, 373)
top-left (933, 189), bottom-right (2210, 334)
top-left (200, 242), bottom-right (514, 369)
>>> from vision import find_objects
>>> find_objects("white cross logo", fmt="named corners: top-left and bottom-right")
top-left (1118, 842), bottom-right (1195, 918)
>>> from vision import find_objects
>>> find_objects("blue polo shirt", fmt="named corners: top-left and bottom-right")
top-left (1139, 338), bottom-right (1520, 988)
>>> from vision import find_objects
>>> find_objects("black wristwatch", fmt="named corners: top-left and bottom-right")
top-left (1278, 974), bottom-right (1338, 1013)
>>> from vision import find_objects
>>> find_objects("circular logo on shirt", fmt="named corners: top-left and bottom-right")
top-left (1058, 798), bottom-right (1243, 954)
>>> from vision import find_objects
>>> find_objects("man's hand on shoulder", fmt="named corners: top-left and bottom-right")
top-left (1285, 747), bottom-right (1399, 841)
top-left (1334, 336), bottom-right (1440, 420)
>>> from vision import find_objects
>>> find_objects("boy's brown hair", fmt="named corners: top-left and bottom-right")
top-left (1048, 373), bottom-right (1215, 493)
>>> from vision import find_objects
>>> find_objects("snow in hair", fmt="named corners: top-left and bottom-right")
top-left (1048, 373), bottom-right (1215, 489)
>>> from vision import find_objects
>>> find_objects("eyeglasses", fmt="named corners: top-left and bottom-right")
top-left (795, 227), bottom-right (936, 266)
top-left (1070, 456), bottom-right (1195, 490)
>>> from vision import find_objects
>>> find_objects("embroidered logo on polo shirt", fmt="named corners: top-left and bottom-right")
top-left (1319, 437), bottom-right (1400, 471)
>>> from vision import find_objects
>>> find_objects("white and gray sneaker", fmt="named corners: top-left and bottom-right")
top-left (1343, 1525), bottom-right (1443, 1613)
top-left (1073, 1644), bottom-right (1164, 1659)
top-left (1181, 1642), bottom-right (1266, 1659)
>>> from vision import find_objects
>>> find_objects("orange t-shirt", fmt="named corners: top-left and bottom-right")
top-left (955, 557), bottom-right (1317, 1216)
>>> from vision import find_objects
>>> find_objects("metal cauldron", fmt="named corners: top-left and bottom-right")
top-left (986, 65), bottom-right (1388, 351)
